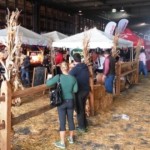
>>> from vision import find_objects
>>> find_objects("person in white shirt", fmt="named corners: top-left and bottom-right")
top-left (139, 48), bottom-right (148, 77)
top-left (95, 49), bottom-right (105, 73)
top-left (93, 48), bottom-right (105, 84)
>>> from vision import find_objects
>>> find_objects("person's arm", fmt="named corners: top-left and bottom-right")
top-left (73, 80), bottom-right (78, 93)
top-left (46, 75), bottom-right (59, 87)
top-left (69, 67), bottom-right (76, 76)
top-left (103, 58), bottom-right (110, 76)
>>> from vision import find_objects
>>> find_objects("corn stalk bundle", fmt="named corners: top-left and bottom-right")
top-left (83, 28), bottom-right (94, 115)
top-left (0, 9), bottom-right (23, 105)
top-left (112, 32), bottom-right (120, 58)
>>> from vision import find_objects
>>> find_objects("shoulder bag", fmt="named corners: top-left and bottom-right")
top-left (50, 75), bottom-right (63, 106)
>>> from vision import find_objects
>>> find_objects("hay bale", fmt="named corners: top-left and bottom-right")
top-left (100, 93), bottom-right (113, 111)
top-left (96, 73), bottom-right (104, 85)
top-left (93, 84), bottom-right (106, 114)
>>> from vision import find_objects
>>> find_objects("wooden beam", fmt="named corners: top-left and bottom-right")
top-left (12, 84), bottom-right (49, 99)
top-left (121, 69), bottom-right (137, 77)
top-left (12, 104), bottom-right (54, 125)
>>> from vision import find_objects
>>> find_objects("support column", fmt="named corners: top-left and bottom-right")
top-left (32, 0), bottom-right (40, 33)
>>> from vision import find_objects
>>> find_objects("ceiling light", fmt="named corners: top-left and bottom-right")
top-left (120, 7), bottom-right (125, 12)
top-left (78, 13), bottom-right (83, 16)
top-left (140, 22), bottom-right (146, 26)
top-left (112, 8), bottom-right (116, 13)
top-left (78, 10), bottom-right (82, 13)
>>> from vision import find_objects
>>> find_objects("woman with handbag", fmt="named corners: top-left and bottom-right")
top-left (46, 61), bottom-right (78, 149)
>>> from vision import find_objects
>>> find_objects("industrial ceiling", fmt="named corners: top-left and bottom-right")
top-left (38, 0), bottom-right (150, 36)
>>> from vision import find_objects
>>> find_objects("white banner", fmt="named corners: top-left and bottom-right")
top-left (117, 19), bottom-right (129, 34)
top-left (104, 21), bottom-right (117, 35)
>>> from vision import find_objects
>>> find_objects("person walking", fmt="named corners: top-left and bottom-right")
top-left (20, 56), bottom-right (31, 87)
top-left (69, 53), bottom-right (90, 132)
top-left (46, 61), bottom-right (78, 149)
top-left (139, 48), bottom-right (148, 77)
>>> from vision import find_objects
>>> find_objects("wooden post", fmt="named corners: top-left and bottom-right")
top-left (115, 62), bottom-right (121, 95)
top-left (135, 61), bottom-right (139, 84)
top-left (88, 65), bottom-right (94, 116)
top-left (0, 81), bottom-right (12, 150)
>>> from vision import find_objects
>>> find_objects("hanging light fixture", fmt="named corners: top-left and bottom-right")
top-left (120, 6), bottom-right (125, 12)
top-left (112, 8), bottom-right (117, 13)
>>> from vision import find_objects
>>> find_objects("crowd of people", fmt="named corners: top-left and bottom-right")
top-left (45, 47), bottom-right (149, 149)
top-left (46, 48), bottom-right (118, 149)
top-left (0, 44), bottom-right (148, 149)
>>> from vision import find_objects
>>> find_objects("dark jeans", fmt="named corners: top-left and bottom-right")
top-left (95, 69), bottom-right (103, 73)
top-left (75, 90), bottom-right (89, 129)
top-left (21, 68), bottom-right (30, 85)
top-left (105, 74), bottom-right (115, 93)
top-left (57, 100), bottom-right (75, 131)
top-left (139, 61), bottom-right (148, 77)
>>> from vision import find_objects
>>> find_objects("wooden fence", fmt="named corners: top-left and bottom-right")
top-left (115, 61), bottom-right (139, 95)
top-left (0, 61), bottom-right (139, 149)
top-left (0, 83), bottom-right (50, 150)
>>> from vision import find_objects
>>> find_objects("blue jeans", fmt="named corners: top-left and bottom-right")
top-left (57, 100), bottom-right (75, 131)
top-left (21, 68), bottom-right (30, 85)
top-left (105, 75), bottom-right (115, 93)
top-left (139, 61), bottom-right (148, 77)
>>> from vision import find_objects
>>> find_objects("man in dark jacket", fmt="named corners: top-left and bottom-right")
top-left (69, 53), bottom-right (90, 132)
top-left (21, 56), bottom-right (30, 86)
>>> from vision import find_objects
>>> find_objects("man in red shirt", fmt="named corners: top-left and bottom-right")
top-left (55, 51), bottom-right (63, 65)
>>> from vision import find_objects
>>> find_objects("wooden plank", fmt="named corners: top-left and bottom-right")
top-left (135, 61), bottom-right (139, 84)
top-left (88, 65), bottom-right (94, 116)
top-left (12, 104), bottom-right (54, 125)
top-left (121, 62), bottom-right (132, 68)
top-left (12, 84), bottom-right (49, 99)
top-left (121, 69), bottom-right (137, 77)
top-left (0, 81), bottom-right (12, 150)
top-left (115, 63), bottom-right (121, 95)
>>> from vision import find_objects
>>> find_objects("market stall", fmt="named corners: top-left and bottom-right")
top-left (53, 27), bottom-right (134, 114)
top-left (0, 26), bottom-right (50, 46)
top-left (53, 28), bottom-right (133, 49)
top-left (120, 28), bottom-right (145, 47)
top-left (41, 31), bottom-right (68, 42)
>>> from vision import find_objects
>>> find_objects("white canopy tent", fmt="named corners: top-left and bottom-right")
top-left (53, 28), bottom-right (133, 49)
top-left (0, 26), bottom-right (50, 46)
top-left (42, 31), bottom-right (68, 42)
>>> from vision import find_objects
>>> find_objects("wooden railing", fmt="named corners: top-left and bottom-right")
top-left (0, 82), bottom-right (52, 150)
top-left (115, 61), bottom-right (139, 95)
top-left (0, 61), bottom-right (139, 149)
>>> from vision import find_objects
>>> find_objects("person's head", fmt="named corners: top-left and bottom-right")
top-left (140, 48), bottom-right (145, 53)
top-left (73, 53), bottom-right (81, 63)
top-left (103, 49), bottom-right (111, 57)
top-left (96, 47), bottom-right (103, 55)
top-left (60, 61), bottom-right (69, 73)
